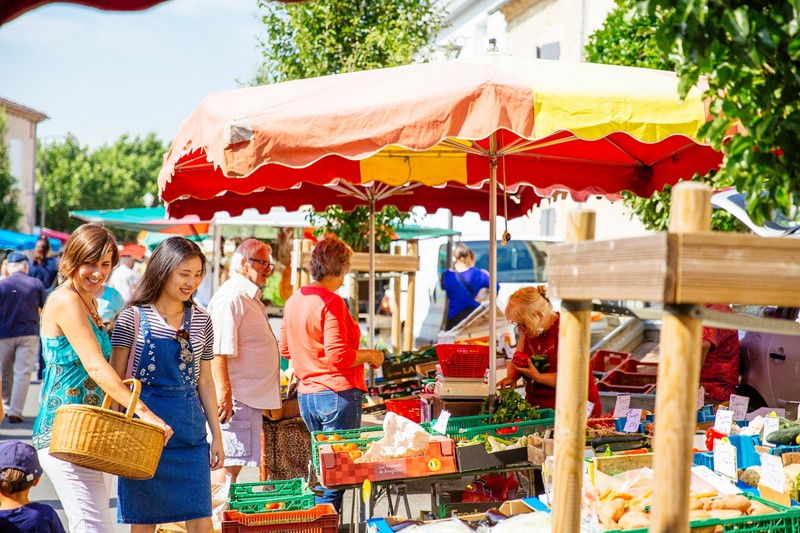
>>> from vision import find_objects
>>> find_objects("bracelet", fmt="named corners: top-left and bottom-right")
top-left (369, 352), bottom-right (375, 366)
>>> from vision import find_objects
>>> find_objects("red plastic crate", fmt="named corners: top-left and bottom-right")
top-left (385, 396), bottom-right (422, 423)
top-left (597, 368), bottom-right (657, 394)
top-left (221, 504), bottom-right (337, 533)
top-left (590, 350), bottom-right (630, 375)
top-left (616, 359), bottom-right (658, 376)
top-left (435, 344), bottom-right (489, 378)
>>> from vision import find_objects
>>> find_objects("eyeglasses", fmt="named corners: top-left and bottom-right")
top-left (246, 258), bottom-right (274, 271)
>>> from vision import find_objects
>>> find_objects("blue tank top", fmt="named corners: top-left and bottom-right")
top-left (32, 320), bottom-right (112, 450)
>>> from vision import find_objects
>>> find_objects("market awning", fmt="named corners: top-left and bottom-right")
top-left (70, 206), bottom-right (209, 235)
top-left (0, 228), bottom-right (62, 252)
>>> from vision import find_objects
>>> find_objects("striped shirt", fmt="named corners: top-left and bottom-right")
top-left (111, 304), bottom-right (214, 383)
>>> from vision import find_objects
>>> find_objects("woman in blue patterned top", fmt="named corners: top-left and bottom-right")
top-left (110, 237), bottom-right (223, 531)
top-left (33, 224), bottom-right (172, 533)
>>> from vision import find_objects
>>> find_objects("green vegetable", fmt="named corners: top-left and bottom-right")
top-left (480, 388), bottom-right (541, 424)
top-left (591, 434), bottom-right (648, 448)
top-left (766, 426), bottom-right (800, 445)
top-left (594, 440), bottom-right (648, 453)
top-left (531, 354), bottom-right (549, 373)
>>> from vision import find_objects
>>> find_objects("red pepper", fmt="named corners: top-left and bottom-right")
top-left (621, 448), bottom-right (649, 455)
top-left (705, 427), bottom-right (726, 451)
top-left (512, 351), bottom-right (530, 368)
top-left (496, 418), bottom-right (522, 435)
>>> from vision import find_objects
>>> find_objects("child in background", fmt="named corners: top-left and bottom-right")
top-left (0, 440), bottom-right (65, 532)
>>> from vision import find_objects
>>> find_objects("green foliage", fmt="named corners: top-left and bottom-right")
top-left (641, 0), bottom-right (800, 225)
top-left (306, 205), bottom-right (414, 253)
top-left (584, 0), bottom-right (747, 233)
top-left (0, 109), bottom-right (23, 230)
top-left (252, 0), bottom-right (447, 84)
top-left (39, 133), bottom-right (167, 234)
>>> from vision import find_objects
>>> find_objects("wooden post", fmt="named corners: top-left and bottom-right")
top-left (403, 240), bottom-right (418, 351)
top-left (552, 209), bottom-right (596, 532)
top-left (651, 182), bottom-right (711, 533)
top-left (391, 245), bottom-right (402, 353)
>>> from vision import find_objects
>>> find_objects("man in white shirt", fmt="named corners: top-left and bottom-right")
top-left (207, 239), bottom-right (281, 483)
top-left (107, 253), bottom-right (141, 302)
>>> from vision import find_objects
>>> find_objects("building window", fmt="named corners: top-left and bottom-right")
top-left (537, 42), bottom-right (560, 60)
top-left (9, 138), bottom-right (22, 189)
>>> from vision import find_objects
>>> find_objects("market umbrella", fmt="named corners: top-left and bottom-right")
top-left (158, 52), bottom-right (724, 393)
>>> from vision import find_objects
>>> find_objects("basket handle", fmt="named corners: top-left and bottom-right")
top-left (101, 378), bottom-right (142, 420)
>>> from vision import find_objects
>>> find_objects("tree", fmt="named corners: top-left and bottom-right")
top-left (642, 0), bottom-right (800, 225)
top-left (584, 0), bottom-right (745, 232)
top-left (39, 133), bottom-right (166, 233)
top-left (0, 108), bottom-right (23, 230)
top-left (253, 0), bottom-right (447, 84)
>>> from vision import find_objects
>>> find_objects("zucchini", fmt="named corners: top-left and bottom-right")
top-left (595, 440), bottom-right (648, 453)
top-left (766, 426), bottom-right (800, 445)
top-left (591, 434), bottom-right (648, 448)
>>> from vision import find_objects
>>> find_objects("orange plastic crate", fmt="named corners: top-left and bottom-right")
top-left (384, 397), bottom-right (422, 423)
top-left (221, 504), bottom-right (337, 533)
top-left (590, 350), bottom-right (630, 375)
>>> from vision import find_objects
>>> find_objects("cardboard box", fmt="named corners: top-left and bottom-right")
top-left (527, 438), bottom-right (555, 467)
top-left (456, 442), bottom-right (530, 472)
top-left (415, 360), bottom-right (438, 378)
top-left (382, 357), bottom-right (435, 381)
top-left (432, 397), bottom-right (483, 418)
top-left (593, 452), bottom-right (653, 475)
top-left (432, 484), bottom-right (517, 517)
top-left (318, 436), bottom-right (457, 487)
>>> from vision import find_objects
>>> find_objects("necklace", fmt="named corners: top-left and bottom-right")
top-left (71, 284), bottom-right (104, 330)
top-left (154, 304), bottom-right (184, 324)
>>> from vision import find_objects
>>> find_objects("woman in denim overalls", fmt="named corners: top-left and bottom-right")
top-left (111, 238), bottom-right (223, 532)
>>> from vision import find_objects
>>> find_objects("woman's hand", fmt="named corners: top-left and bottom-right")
top-left (514, 358), bottom-right (541, 382)
top-left (369, 349), bottom-right (385, 369)
top-left (139, 409), bottom-right (173, 444)
top-left (498, 376), bottom-right (518, 389)
top-left (209, 437), bottom-right (225, 470)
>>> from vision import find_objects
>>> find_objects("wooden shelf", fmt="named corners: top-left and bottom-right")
top-left (300, 251), bottom-right (420, 273)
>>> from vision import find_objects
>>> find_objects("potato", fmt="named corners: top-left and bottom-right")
top-left (689, 499), bottom-right (705, 511)
top-left (710, 494), bottom-right (750, 513)
top-left (689, 509), bottom-right (711, 520)
top-left (707, 509), bottom-right (743, 519)
top-left (748, 502), bottom-right (775, 516)
top-left (618, 511), bottom-right (650, 530)
top-left (600, 498), bottom-right (627, 523)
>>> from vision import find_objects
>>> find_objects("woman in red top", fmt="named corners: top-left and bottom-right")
top-left (499, 286), bottom-right (602, 417)
top-left (279, 235), bottom-right (384, 511)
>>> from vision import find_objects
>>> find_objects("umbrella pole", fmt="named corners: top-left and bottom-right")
top-left (488, 135), bottom-right (498, 413)
top-left (368, 198), bottom-right (376, 388)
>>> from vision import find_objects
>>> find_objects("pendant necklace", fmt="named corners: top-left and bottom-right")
top-left (71, 284), bottom-right (104, 330)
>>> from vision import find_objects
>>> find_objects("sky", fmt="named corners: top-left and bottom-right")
top-left (0, 0), bottom-right (263, 148)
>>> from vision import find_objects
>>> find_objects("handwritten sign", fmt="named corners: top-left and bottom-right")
top-left (613, 394), bottom-right (631, 418)
top-left (624, 409), bottom-right (643, 433)
top-left (760, 452), bottom-right (785, 494)
top-left (432, 410), bottom-right (450, 435)
top-left (729, 394), bottom-right (750, 421)
top-left (713, 439), bottom-right (737, 481)
top-left (763, 416), bottom-right (780, 447)
top-left (714, 409), bottom-right (734, 435)
top-left (697, 386), bottom-right (705, 411)
top-left (586, 401), bottom-right (595, 419)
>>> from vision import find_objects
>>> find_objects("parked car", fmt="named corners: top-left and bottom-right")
top-left (712, 188), bottom-right (800, 409)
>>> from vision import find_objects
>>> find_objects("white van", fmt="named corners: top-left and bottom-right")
top-left (415, 236), bottom-right (560, 346)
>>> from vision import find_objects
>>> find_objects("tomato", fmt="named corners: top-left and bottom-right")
top-left (332, 444), bottom-right (346, 452)
top-left (314, 434), bottom-right (327, 442)
top-left (344, 443), bottom-right (359, 452)
top-left (348, 450), bottom-right (363, 460)
top-left (264, 502), bottom-right (284, 510)
top-left (327, 434), bottom-right (343, 441)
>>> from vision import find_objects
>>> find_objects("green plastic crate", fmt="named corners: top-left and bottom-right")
top-left (607, 493), bottom-right (800, 533)
top-left (228, 478), bottom-right (315, 514)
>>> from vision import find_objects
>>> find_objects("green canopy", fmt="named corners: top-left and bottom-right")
top-left (70, 207), bottom-right (208, 234)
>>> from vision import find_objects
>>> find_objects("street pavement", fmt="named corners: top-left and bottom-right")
top-left (0, 381), bottom-right (441, 531)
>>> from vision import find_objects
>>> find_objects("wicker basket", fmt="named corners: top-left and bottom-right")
top-left (49, 378), bottom-right (165, 479)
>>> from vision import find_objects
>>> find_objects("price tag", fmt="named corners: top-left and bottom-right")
top-left (697, 386), bottom-right (705, 411)
top-left (432, 410), bottom-right (450, 435)
top-left (586, 401), bottom-right (595, 419)
top-left (713, 438), bottom-right (738, 481)
top-left (729, 394), bottom-right (750, 421)
top-left (760, 452), bottom-right (785, 494)
top-left (624, 409), bottom-right (642, 433)
top-left (613, 394), bottom-right (631, 418)
top-left (714, 409), bottom-right (734, 435)
top-left (503, 344), bottom-right (515, 359)
top-left (763, 416), bottom-right (780, 447)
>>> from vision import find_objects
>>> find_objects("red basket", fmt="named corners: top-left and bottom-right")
top-left (435, 344), bottom-right (490, 378)
top-left (221, 504), bottom-right (337, 533)
top-left (590, 350), bottom-right (630, 375)
top-left (385, 397), bottom-right (422, 423)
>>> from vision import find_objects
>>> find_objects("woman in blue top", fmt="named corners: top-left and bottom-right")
top-left (110, 237), bottom-right (223, 531)
top-left (33, 224), bottom-right (172, 533)
top-left (441, 243), bottom-right (493, 330)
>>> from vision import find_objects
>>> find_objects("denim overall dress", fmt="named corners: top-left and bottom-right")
top-left (117, 306), bottom-right (211, 524)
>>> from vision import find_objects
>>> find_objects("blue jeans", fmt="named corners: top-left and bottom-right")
top-left (298, 388), bottom-right (364, 512)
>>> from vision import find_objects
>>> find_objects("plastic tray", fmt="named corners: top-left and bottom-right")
top-left (228, 479), bottom-right (315, 514)
top-left (616, 359), bottom-right (658, 375)
top-left (693, 434), bottom-right (761, 471)
top-left (590, 350), bottom-right (630, 377)
top-left (435, 344), bottom-right (489, 378)
top-left (221, 504), bottom-right (338, 533)
top-left (597, 368), bottom-right (657, 394)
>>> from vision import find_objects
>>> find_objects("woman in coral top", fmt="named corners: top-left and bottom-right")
top-left (499, 286), bottom-right (602, 417)
top-left (279, 235), bottom-right (384, 511)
